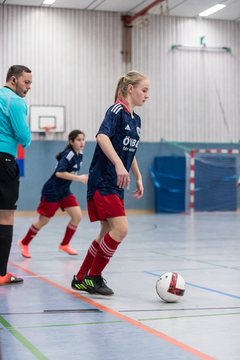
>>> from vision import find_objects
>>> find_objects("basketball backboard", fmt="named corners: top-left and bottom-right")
top-left (29, 105), bottom-right (65, 133)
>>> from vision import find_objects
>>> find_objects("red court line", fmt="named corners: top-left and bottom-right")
top-left (10, 262), bottom-right (216, 360)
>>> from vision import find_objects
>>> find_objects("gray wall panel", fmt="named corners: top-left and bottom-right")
top-left (132, 15), bottom-right (240, 142)
top-left (1, 6), bottom-right (240, 142)
top-left (0, 5), bottom-right (122, 140)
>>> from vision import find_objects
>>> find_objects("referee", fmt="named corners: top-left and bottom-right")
top-left (0, 65), bottom-right (32, 285)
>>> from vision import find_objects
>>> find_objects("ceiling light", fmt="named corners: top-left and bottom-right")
top-left (199, 4), bottom-right (226, 17)
top-left (42, 0), bottom-right (56, 5)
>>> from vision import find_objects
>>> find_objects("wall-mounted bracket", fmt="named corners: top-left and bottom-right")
top-left (171, 44), bottom-right (232, 54)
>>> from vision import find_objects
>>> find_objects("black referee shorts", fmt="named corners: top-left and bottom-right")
top-left (0, 152), bottom-right (20, 210)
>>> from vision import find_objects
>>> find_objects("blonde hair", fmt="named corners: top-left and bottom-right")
top-left (114, 70), bottom-right (148, 102)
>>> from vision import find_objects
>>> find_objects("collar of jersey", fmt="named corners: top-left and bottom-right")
top-left (115, 99), bottom-right (132, 115)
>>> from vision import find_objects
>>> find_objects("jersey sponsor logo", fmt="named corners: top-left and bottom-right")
top-left (111, 104), bottom-right (123, 114)
top-left (122, 136), bottom-right (139, 152)
top-left (125, 124), bottom-right (131, 131)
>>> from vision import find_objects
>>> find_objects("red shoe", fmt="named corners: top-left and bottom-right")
top-left (0, 273), bottom-right (23, 285)
top-left (59, 244), bottom-right (78, 255)
top-left (18, 240), bottom-right (32, 258)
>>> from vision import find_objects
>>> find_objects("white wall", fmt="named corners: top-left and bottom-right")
top-left (0, 5), bottom-right (122, 140)
top-left (133, 15), bottom-right (240, 142)
top-left (1, 5), bottom-right (240, 142)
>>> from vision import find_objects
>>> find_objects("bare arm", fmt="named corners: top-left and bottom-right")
top-left (55, 172), bottom-right (88, 184)
top-left (97, 133), bottom-right (130, 189)
top-left (131, 157), bottom-right (144, 199)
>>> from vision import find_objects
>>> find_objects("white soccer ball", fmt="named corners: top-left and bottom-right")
top-left (156, 272), bottom-right (186, 303)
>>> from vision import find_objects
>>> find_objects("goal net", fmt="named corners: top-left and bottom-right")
top-left (151, 143), bottom-right (240, 213)
top-left (189, 149), bottom-right (240, 212)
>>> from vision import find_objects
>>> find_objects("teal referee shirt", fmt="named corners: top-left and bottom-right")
top-left (0, 86), bottom-right (31, 157)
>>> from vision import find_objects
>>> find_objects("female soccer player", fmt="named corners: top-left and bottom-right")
top-left (18, 129), bottom-right (88, 258)
top-left (72, 70), bottom-right (149, 295)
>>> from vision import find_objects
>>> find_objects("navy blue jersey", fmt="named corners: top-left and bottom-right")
top-left (41, 147), bottom-right (83, 202)
top-left (87, 103), bottom-right (141, 200)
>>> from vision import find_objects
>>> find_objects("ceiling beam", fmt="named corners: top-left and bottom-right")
top-left (122, 0), bottom-right (165, 27)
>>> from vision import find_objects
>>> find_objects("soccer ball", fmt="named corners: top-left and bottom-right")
top-left (156, 272), bottom-right (186, 303)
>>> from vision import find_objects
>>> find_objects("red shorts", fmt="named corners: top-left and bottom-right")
top-left (87, 190), bottom-right (125, 222)
top-left (37, 194), bottom-right (79, 218)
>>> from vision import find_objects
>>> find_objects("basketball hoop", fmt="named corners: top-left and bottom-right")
top-left (41, 126), bottom-right (56, 140)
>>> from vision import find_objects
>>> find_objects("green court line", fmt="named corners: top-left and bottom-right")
top-left (0, 315), bottom-right (48, 360)
top-left (138, 311), bottom-right (240, 322)
top-left (6, 311), bottom-right (240, 330)
top-left (7, 319), bottom-right (122, 330)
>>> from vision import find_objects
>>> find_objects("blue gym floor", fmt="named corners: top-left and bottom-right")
top-left (0, 212), bottom-right (239, 360)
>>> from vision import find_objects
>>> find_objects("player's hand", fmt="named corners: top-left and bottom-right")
top-left (115, 162), bottom-right (130, 189)
top-left (132, 179), bottom-right (144, 199)
top-left (78, 174), bottom-right (88, 184)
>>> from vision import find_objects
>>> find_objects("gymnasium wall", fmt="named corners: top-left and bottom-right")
top-left (0, 5), bottom-right (122, 141)
top-left (1, 5), bottom-right (240, 211)
top-left (17, 140), bottom-right (240, 211)
top-left (132, 16), bottom-right (240, 142)
top-left (18, 140), bottom-right (159, 211)
top-left (0, 5), bottom-right (240, 143)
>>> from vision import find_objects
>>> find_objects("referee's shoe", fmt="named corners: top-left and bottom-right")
top-left (0, 273), bottom-right (23, 285)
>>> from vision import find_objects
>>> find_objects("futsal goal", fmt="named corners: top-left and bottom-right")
top-left (188, 148), bottom-right (240, 212)
top-left (151, 144), bottom-right (240, 213)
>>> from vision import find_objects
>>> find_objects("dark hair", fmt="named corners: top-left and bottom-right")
top-left (114, 70), bottom-right (147, 102)
top-left (6, 65), bottom-right (32, 82)
top-left (56, 130), bottom-right (85, 160)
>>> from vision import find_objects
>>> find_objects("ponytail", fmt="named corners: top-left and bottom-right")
top-left (114, 70), bottom-right (147, 102)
